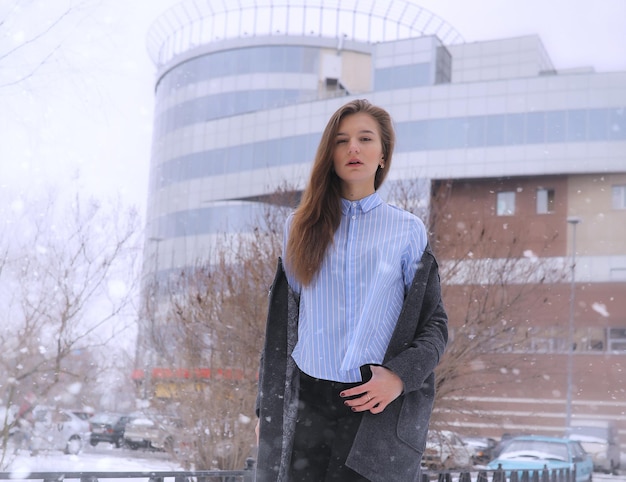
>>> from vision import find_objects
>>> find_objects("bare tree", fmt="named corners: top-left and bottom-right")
top-left (424, 179), bottom-right (567, 433)
top-left (384, 176), bottom-right (568, 436)
top-left (0, 191), bottom-right (141, 467)
top-left (0, 0), bottom-right (100, 89)
top-left (139, 177), bottom-right (567, 468)
top-left (140, 192), bottom-right (294, 470)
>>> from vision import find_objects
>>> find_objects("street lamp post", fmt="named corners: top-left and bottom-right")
top-left (565, 216), bottom-right (581, 430)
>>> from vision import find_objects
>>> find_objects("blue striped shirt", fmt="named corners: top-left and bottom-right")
top-left (283, 192), bottom-right (427, 382)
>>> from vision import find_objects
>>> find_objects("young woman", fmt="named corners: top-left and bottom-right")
top-left (256, 99), bottom-right (448, 482)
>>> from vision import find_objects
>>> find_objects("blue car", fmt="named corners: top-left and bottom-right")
top-left (487, 435), bottom-right (593, 482)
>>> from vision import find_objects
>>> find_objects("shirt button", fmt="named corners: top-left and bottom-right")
top-left (352, 215), bottom-right (356, 220)
top-left (352, 202), bottom-right (357, 207)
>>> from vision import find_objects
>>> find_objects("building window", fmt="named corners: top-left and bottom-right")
top-left (496, 191), bottom-right (515, 216)
top-left (612, 185), bottom-right (626, 209)
top-left (323, 78), bottom-right (349, 98)
top-left (536, 188), bottom-right (555, 214)
top-left (608, 328), bottom-right (626, 352)
top-left (580, 327), bottom-right (606, 352)
top-left (455, 326), bottom-right (625, 354)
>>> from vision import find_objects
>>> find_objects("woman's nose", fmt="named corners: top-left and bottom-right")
top-left (348, 140), bottom-right (360, 153)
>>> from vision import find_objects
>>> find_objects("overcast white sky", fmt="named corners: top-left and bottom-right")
top-left (1, 0), bottom-right (625, 218)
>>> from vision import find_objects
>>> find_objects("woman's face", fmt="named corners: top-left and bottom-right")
top-left (332, 112), bottom-right (384, 200)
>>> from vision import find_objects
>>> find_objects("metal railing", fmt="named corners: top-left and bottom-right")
top-left (421, 465), bottom-right (575, 482)
top-left (0, 458), bottom-right (255, 482)
top-left (0, 463), bottom-right (576, 482)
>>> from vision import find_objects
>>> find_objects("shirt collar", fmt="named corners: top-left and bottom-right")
top-left (340, 192), bottom-right (383, 215)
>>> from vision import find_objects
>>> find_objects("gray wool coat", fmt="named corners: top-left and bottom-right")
top-left (255, 245), bottom-right (448, 482)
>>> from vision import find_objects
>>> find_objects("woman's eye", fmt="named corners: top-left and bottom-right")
top-left (336, 139), bottom-right (347, 144)
top-left (361, 137), bottom-right (371, 142)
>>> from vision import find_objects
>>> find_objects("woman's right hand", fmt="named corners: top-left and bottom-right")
top-left (340, 365), bottom-right (403, 414)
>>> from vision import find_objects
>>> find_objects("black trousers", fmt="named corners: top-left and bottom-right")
top-left (290, 370), bottom-right (370, 482)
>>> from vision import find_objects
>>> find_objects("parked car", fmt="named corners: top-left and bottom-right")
top-left (89, 412), bottom-right (134, 448)
top-left (422, 430), bottom-right (473, 469)
top-left (20, 405), bottom-right (91, 455)
top-left (487, 435), bottom-right (593, 482)
top-left (123, 415), bottom-right (182, 451)
top-left (461, 435), bottom-right (498, 465)
top-left (566, 421), bottom-right (621, 474)
top-left (492, 432), bottom-right (528, 458)
top-left (71, 408), bottom-right (94, 421)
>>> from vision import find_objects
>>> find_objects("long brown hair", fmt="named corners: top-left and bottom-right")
top-left (286, 99), bottom-right (395, 285)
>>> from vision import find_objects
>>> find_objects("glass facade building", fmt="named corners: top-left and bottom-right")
top-left (144, 0), bottom-right (625, 279)
top-left (144, 0), bottom-right (468, 276)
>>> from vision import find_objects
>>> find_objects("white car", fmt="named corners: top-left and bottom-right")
top-left (23, 406), bottom-right (91, 455)
top-left (567, 421), bottom-right (621, 474)
top-left (422, 430), bottom-right (474, 469)
top-left (123, 416), bottom-right (182, 452)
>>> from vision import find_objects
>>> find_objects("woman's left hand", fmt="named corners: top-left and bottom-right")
top-left (340, 366), bottom-right (403, 414)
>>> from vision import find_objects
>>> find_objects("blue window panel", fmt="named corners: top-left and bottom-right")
top-left (156, 133), bottom-right (320, 189)
top-left (486, 115), bottom-right (506, 146)
top-left (287, 90), bottom-right (304, 104)
top-left (506, 113), bottom-right (525, 145)
top-left (609, 108), bottom-right (626, 140)
top-left (252, 141), bottom-right (267, 167)
top-left (237, 50), bottom-right (255, 75)
top-left (158, 204), bottom-right (267, 238)
top-left (248, 48), bottom-right (264, 73)
top-left (155, 89), bottom-right (316, 136)
top-left (526, 111), bottom-right (545, 144)
top-left (393, 122), bottom-right (412, 151)
top-left (546, 111), bottom-right (566, 142)
top-left (373, 63), bottom-right (431, 90)
top-left (264, 139), bottom-right (282, 167)
top-left (212, 152), bottom-right (228, 176)
top-left (239, 144), bottom-right (255, 171)
top-left (446, 117), bottom-right (467, 149)
top-left (268, 48), bottom-right (286, 71)
top-left (588, 108), bottom-right (609, 141)
top-left (152, 107), bottom-right (626, 189)
top-left (306, 133), bottom-right (321, 158)
top-left (157, 46), bottom-right (320, 95)
top-left (200, 145), bottom-right (224, 176)
top-left (466, 116), bottom-right (485, 148)
top-left (414, 64), bottom-right (431, 85)
top-left (280, 136), bottom-right (296, 164)
top-left (300, 48), bottom-right (320, 73)
top-left (283, 47), bottom-right (300, 71)
top-left (224, 145), bottom-right (240, 172)
top-left (567, 110), bottom-right (587, 141)
top-left (219, 50), bottom-right (239, 76)
top-left (172, 103), bottom-right (190, 128)
top-left (396, 120), bottom-right (429, 151)
top-left (373, 69), bottom-right (393, 90)
top-left (159, 151), bottom-right (217, 188)
top-left (428, 118), bottom-right (449, 150)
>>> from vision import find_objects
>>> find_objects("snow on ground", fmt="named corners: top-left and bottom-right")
top-left (5, 444), bottom-right (183, 479)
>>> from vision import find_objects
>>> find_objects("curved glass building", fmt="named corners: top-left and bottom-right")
top-left (143, 0), bottom-right (463, 275)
